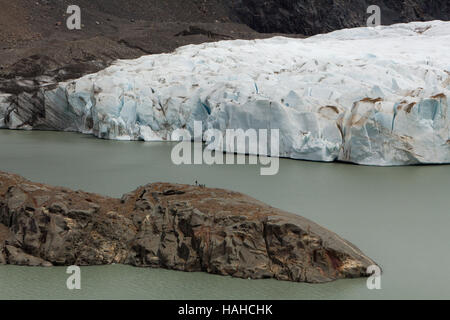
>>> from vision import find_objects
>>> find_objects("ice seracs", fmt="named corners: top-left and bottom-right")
top-left (1, 21), bottom-right (450, 166)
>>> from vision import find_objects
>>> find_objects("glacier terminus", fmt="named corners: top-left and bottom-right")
top-left (1, 21), bottom-right (450, 166)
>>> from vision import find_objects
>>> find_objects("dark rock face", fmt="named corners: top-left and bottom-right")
top-left (0, 171), bottom-right (377, 283)
top-left (227, 0), bottom-right (450, 35)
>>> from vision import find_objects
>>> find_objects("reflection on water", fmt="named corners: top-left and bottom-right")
top-left (0, 130), bottom-right (449, 299)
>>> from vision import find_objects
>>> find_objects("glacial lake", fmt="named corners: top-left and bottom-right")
top-left (0, 129), bottom-right (449, 300)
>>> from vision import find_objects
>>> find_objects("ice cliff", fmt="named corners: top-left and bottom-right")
top-left (1, 21), bottom-right (450, 166)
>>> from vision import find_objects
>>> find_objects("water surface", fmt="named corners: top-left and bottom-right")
top-left (0, 130), bottom-right (449, 299)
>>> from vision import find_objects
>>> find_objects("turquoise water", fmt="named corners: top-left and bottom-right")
top-left (0, 130), bottom-right (449, 299)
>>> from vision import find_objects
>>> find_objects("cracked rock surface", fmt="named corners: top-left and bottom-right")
top-left (0, 171), bottom-right (376, 283)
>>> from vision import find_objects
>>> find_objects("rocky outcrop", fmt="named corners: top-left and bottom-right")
top-left (0, 171), bottom-right (377, 283)
top-left (227, 0), bottom-right (450, 35)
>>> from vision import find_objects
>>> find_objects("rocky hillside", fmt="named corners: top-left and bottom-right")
top-left (0, 171), bottom-right (377, 283)
top-left (0, 0), bottom-right (270, 94)
top-left (227, 0), bottom-right (450, 35)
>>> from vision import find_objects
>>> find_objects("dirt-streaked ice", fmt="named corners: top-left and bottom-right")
top-left (1, 21), bottom-right (450, 165)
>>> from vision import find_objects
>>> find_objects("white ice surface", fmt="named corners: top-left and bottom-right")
top-left (2, 21), bottom-right (450, 165)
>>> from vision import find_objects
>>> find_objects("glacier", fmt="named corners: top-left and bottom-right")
top-left (1, 21), bottom-right (450, 166)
